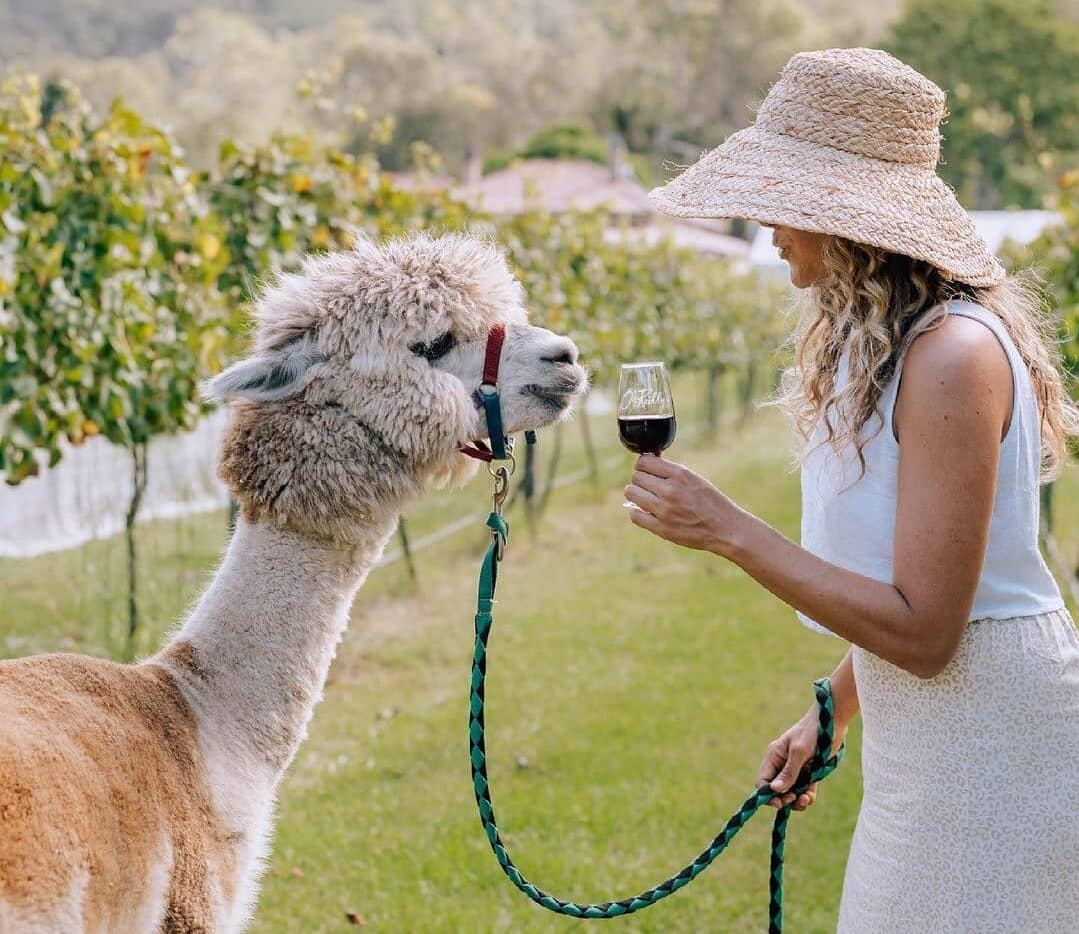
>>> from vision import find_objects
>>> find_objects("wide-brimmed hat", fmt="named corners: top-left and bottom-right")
top-left (649, 48), bottom-right (1005, 287)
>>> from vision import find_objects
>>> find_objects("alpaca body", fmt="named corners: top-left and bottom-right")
top-left (0, 518), bottom-right (393, 931)
top-left (0, 234), bottom-right (585, 931)
top-left (0, 654), bottom-right (233, 932)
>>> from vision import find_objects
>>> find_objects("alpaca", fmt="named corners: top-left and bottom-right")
top-left (0, 233), bottom-right (587, 933)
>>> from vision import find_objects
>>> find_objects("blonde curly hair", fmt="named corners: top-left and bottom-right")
top-left (777, 236), bottom-right (1079, 482)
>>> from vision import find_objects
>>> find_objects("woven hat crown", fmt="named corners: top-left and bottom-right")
top-left (755, 48), bottom-right (946, 168)
top-left (648, 46), bottom-right (1005, 286)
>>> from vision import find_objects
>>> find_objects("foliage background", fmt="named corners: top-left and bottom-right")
top-left (1, 73), bottom-right (788, 484)
top-left (0, 76), bottom-right (231, 483)
top-left (1, 0), bottom-right (1074, 206)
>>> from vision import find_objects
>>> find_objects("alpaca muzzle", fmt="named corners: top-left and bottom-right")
top-left (459, 324), bottom-right (536, 463)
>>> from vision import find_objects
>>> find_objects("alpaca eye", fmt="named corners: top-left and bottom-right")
top-left (408, 331), bottom-right (457, 362)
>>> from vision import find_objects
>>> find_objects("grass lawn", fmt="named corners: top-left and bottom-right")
top-left (3, 402), bottom-right (1078, 933)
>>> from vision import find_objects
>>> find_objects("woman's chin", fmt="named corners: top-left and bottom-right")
top-left (787, 264), bottom-right (823, 290)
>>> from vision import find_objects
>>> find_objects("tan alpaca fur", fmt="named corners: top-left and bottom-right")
top-left (0, 655), bottom-right (234, 932)
top-left (0, 233), bottom-right (585, 932)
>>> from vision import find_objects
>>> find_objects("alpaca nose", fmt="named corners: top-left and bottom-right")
top-left (541, 337), bottom-right (579, 367)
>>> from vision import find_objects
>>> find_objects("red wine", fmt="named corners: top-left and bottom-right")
top-left (618, 415), bottom-right (677, 454)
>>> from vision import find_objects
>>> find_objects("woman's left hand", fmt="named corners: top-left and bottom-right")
top-left (624, 455), bottom-right (744, 554)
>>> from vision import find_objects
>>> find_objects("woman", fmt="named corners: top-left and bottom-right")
top-left (627, 48), bottom-right (1079, 931)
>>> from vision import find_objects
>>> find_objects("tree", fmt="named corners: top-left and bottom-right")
top-left (888, 0), bottom-right (1079, 209)
top-left (9, 0), bottom-right (911, 180)
top-left (589, 0), bottom-right (813, 176)
top-left (1024, 173), bottom-right (1078, 400)
top-left (1017, 171), bottom-right (1078, 597)
top-left (0, 75), bottom-right (231, 650)
top-left (518, 123), bottom-right (610, 166)
top-left (205, 132), bottom-right (473, 315)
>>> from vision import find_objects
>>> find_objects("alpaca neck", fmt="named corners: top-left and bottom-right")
top-left (163, 516), bottom-right (395, 775)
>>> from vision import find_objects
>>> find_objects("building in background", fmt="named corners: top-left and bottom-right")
top-left (454, 157), bottom-right (748, 259)
top-left (454, 157), bottom-right (653, 218)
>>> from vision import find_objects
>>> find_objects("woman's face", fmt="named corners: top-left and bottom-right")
top-left (765, 225), bottom-right (828, 289)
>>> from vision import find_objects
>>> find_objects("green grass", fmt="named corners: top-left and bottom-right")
top-left (3, 400), bottom-right (1078, 933)
top-left (250, 411), bottom-right (863, 934)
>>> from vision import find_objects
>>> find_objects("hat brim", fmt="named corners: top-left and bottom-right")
top-left (649, 126), bottom-right (1004, 287)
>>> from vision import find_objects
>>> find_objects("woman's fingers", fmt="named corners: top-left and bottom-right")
top-left (769, 745), bottom-right (809, 793)
top-left (759, 739), bottom-right (787, 809)
top-left (627, 505), bottom-right (661, 533)
top-left (756, 738), bottom-right (789, 787)
top-left (767, 784), bottom-right (818, 811)
top-left (630, 469), bottom-right (667, 496)
top-left (623, 483), bottom-right (660, 513)
top-left (635, 454), bottom-right (676, 478)
top-left (758, 712), bottom-right (826, 810)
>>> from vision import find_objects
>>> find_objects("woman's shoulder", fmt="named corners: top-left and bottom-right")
top-left (896, 309), bottom-right (1013, 441)
top-left (905, 307), bottom-right (1009, 376)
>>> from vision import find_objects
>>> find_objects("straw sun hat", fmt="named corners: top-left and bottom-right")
top-left (649, 48), bottom-right (1005, 287)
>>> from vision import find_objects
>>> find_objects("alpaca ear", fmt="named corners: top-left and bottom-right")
top-left (206, 336), bottom-right (325, 403)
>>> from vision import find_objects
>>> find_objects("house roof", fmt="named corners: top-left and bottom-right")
top-left (454, 158), bottom-right (654, 215)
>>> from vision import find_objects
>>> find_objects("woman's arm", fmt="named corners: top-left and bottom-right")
top-left (625, 316), bottom-right (1013, 678)
top-left (829, 647), bottom-right (859, 729)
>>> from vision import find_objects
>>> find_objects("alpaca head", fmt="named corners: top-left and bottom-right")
top-left (208, 233), bottom-right (587, 544)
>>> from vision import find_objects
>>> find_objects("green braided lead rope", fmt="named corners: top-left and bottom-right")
top-left (470, 511), bottom-right (845, 930)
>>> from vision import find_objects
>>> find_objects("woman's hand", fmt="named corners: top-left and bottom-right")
top-left (623, 455), bottom-right (745, 554)
top-left (757, 707), bottom-right (847, 811)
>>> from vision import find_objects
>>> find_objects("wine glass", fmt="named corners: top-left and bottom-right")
top-left (618, 362), bottom-right (676, 508)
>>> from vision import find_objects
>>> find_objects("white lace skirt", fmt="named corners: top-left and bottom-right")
top-left (837, 607), bottom-right (1079, 933)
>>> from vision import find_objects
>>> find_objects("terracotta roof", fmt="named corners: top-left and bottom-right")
top-left (454, 158), bottom-right (653, 215)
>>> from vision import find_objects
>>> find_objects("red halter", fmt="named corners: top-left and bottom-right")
top-left (459, 324), bottom-right (507, 463)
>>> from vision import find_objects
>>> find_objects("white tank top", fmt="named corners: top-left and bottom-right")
top-left (797, 299), bottom-right (1064, 636)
